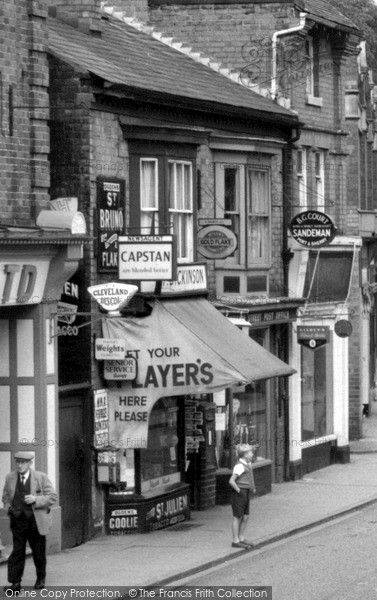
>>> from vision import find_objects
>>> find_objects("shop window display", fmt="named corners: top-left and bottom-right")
top-left (140, 397), bottom-right (182, 493)
top-left (215, 382), bottom-right (268, 469)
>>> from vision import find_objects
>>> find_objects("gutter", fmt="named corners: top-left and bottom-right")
top-left (271, 13), bottom-right (307, 101)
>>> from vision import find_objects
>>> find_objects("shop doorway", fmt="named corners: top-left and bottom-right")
top-left (59, 394), bottom-right (86, 549)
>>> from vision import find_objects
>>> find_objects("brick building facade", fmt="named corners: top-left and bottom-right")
top-left (44, 0), bottom-right (304, 542)
top-left (0, 0), bottom-right (87, 555)
top-left (143, 0), bottom-right (368, 477)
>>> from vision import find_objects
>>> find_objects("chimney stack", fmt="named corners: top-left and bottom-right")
top-left (103, 0), bottom-right (149, 22)
top-left (48, 0), bottom-right (102, 35)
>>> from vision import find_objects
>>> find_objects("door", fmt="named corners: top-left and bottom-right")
top-left (59, 394), bottom-right (85, 549)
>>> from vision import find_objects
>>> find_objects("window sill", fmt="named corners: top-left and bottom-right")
top-left (306, 95), bottom-right (323, 107)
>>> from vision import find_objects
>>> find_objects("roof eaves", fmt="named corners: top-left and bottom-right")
top-left (100, 81), bottom-right (299, 127)
top-left (294, 1), bottom-right (361, 34)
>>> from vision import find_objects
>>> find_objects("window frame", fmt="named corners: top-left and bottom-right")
top-left (305, 36), bottom-right (323, 106)
top-left (314, 150), bottom-right (325, 210)
top-left (129, 142), bottom-right (197, 263)
top-left (214, 159), bottom-right (272, 269)
top-left (246, 166), bottom-right (271, 267)
top-left (140, 158), bottom-right (159, 234)
top-left (168, 160), bottom-right (194, 262)
top-left (296, 148), bottom-right (307, 210)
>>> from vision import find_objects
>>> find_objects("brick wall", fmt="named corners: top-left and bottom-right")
top-left (0, 0), bottom-right (50, 225)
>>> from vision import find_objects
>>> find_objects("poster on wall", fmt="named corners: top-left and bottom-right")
top-left (93, 389), bottom-right (109, 449)
top-left (97, 178), bottom-right (125, 272)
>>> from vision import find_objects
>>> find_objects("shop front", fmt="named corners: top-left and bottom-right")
top-left (0, 225), bottom-right (86, 552)
top-left (288, 238), bottom-right (358, 477)
top-left (96, 295), bottom-right (295, 533)
top-left (213, 300), bottom-right (303, 498)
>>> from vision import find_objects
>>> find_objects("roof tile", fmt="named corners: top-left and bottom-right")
top-left (48, 13), bottom-right (298, 123)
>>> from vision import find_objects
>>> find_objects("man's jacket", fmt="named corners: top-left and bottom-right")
top-left (2, 469), bottom-right (57, 535)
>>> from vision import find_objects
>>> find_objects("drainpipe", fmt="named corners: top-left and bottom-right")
top-left (271, 13), bottom-right (307, 101)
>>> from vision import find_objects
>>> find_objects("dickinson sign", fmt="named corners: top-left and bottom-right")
top-left (289, 211), bottom-right (336, 248)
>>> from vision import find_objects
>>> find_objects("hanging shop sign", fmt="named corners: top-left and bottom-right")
top-left (104, 357), bottom-right (137, 381)
top-left (97, 178), bottom-right (125, 272)
top-left (297, 325), bottom-right (329, 349)
top-left (334, 319), bottom-right (353, 338)
top-left (118, 235), bottom-right (176, 281)
top-left (0, 259), bottom-right (51, 306)
top-left (289, 211), bottom-right (336, 248)
top-left (93, 389), bottom-right (109, 449)
top-left (197, 225), bottom-right (237, 259)
top-left (88, 282), bottom-right (138, 312)
top-left (161, 263), bottom-right (207, 295)
top-left (95, 338), bottom-right (126, 360)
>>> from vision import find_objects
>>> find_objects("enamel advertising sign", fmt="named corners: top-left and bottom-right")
top-left (197, 225), bottom-right (237, 259)
top-left (118, 235), bottom-right (176, 281)
top-left (289, 211), bottom-right (336, 248)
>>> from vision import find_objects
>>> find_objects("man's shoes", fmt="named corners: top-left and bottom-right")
top-left (4, 583), bottom-right (21, 593)
top-left (34, 579), bottom-right (46, 590)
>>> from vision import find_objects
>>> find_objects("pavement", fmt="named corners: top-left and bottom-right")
top-left (2, 407), bottom-right (377, 589)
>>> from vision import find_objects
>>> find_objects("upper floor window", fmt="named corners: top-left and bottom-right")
top-left (131, 144), bottom-right (195, 263)
top-left (168, 161), bottom-right (193, 261)
top-left (314, 150), bottom-right (325, 210)
top-left (306, 36), bottom-right (322, 106)
top-left (140, 159), bottom-right (159, 233)
top-left (247, 168), bottom-right (270, 264)
top-left (297, 148), bottom-right (307, 209)
top-left (215, 159), bottom-right (271, 268)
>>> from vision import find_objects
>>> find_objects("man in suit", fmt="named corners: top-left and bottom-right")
top-left (2, 451), bottom-right (57, 592)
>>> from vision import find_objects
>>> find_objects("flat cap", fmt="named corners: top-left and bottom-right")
top-left (14, 451), bottom-right (34, 461)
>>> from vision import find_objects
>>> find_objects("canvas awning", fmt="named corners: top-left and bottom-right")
top-left (101, 297), bottom-right (294, 449)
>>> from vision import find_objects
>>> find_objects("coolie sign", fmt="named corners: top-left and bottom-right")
top-left (290, 210), bottom-right (336, 248)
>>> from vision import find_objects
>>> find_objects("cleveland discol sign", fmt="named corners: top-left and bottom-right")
top-left (289, 210), bottom-right (336, 248)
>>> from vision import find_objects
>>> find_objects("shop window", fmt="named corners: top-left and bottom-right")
top-left (140, 397), bottom-right (182, 494)
top-left (215, 328), bottom-right (269, 468)
top-left (130, 144), bottom-right (195, 263)
top-left (303, 251), bottom-right (353, 302)
top-left (301, 343), bottom-right (333, 440)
